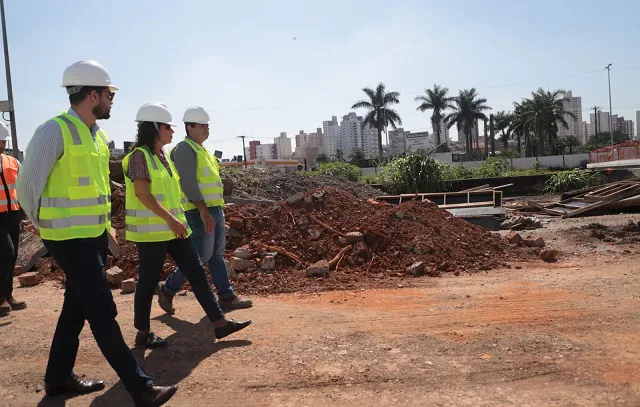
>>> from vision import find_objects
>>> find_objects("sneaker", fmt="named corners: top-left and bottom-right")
top-left (156, 282), bottom-right (175, 315)
top-left (219, 295), bottom-right (253, 310)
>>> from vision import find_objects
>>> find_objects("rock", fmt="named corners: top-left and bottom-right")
top-left (229, 257), bottom-right (255, 271)
top-left (524, 237), bottom-right (545, 248)
top-left (515, 265), bottom-right (523, 269)
top-left (295, 262), bottom-right (304, 270)
top-left (108, 228), bottom-right (121, 260)
top-left (308, 228), bottom-right (322, 240)
top-left (311, 190), bottom-right (326, 202)
top-left (303, 196), bottom-right (313, 205)
top-left (338, 236), bottom-right (348, 245)
top-left (13, 265), bottom-right (24, 277)
top-left (229, 217), bottom-right (245, 230)
top-left (121, 278), bottom-right (136, 294)
top-left (506, 231), bottom-right (523, 245)
top-left (109, 160), bottom-right (125, 183)
top-left (16, 231), bottom-right (47, 272)
top-left (105, 266), bottom-right (125, 286)
top-left (18, 272), bottom-right (42, 287)
top-left (35, 383), bottom-right (43, 393)
top-left (345, 232), bottom-right (364, 244)
top-left (39, 265), bottom-right (52, 276)
top-left (221, 177), bottom-right (233, 196)
top-left (406, 262), bottom-right (425, 277)
top-left (437, 262), bottom-right (450, 271)
top-left (352, 242), bottom-right (368, 258)
top-left (233, 245), bottom-right (253, 259)
top-left (260, 255), bottom-right (276, 271)
top-left (229, 228), bottom-right (242, 238)
top-left (394, 211), bottom-right (406, 220)
top-left (225, 260), bottom-right (235, 278)
top-left (412, 246), bottom-right (422, 255)
top-left (306, 260), bottom-right (329, 277)
top-left (540, 249), bottom-right (557, 262)
top-left (286, 192), bottom-right (305, 205)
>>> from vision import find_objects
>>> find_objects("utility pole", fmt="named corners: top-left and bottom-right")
top-left (592, 106), bottom-right (599, 150)
top-left (606, 63), bottom-right (613, 146)
top-left (0, 0), bottom-right (18, 159)
top-left (237, 135), bottom-right (247, 169)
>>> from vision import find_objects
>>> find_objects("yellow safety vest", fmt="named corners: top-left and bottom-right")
top-left (123, 147), bottom-right (191, 242)
top-left (177, 138), bottom-right (224, 211)
top-left (38, 113), bottom-right (111, 241)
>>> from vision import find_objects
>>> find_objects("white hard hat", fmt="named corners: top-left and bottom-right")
top-left (0, 122), bottom-right (10, 141)
top-left (62, 60), bottom-right (118, 92)
top-left (182, 106), bottom-right (210, 124)
top-left (135, 103), bottom-right (175, 126)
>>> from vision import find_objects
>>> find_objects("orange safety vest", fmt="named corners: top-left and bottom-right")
top-left (0, 153), bottom-right (20, 213)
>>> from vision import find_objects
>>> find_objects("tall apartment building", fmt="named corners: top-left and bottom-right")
top-left (248, 140), bottom-right (261, 160)
top-left (614, 117), bottom-right (634, 138)
top-left (322, 116), bottom-right (338, 139)
top-left (274, 132), bottom-right (292, 159)
top-left (388, 128), bottom-right (407, 156)
top-left (339, 112), bottom-right (363, 158)
top-left (589, 111), bottom-right (613, 135)
top-left (256, 143), bottom-right (277, 160)
top-left (325, 124), bottom-right (341, 157)
top-left (557, 91), bottom-right (584, 143)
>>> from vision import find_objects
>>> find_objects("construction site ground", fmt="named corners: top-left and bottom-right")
top-left (2, 213), bottom-right (640, 406)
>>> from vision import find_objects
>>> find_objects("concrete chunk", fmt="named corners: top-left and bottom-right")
top-left (106, 266), bottom-right (125, 286)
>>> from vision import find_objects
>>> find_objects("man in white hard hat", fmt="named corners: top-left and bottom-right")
top-left (17, 60), bottom-right (177, 406)
top-left (157, 106), bottom-right (252, 314)
top-left (0, 122), bottom-right (25, 315)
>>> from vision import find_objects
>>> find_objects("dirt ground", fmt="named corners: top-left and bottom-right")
top-left (1, 214), bottom-right (640, 406)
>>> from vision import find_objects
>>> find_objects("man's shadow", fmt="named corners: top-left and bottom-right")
top-left (37, 315), bottom-right (251, 406)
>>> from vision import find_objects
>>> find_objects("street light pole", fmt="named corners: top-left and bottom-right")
top-left (237, 135), bottom-right (248, 169)
top-left (0, 0), bottom-right (18, 159)
top-left (606, 63), bottom-right (613, 146)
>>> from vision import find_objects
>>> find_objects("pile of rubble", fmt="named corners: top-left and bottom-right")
top-left (18, 185), bottom-right (539, 295)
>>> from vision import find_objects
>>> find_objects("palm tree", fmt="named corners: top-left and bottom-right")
top-left (493, 110), bottom-right (513, 150)
top-left (522, 88), bottom-right (576, 156)
top-left (414, 84), bottom-right (455, 148)
top-left (445, 88), bottom-right (491, 157)
top-left (564, 135), bottom-right (581, 154)
top-left (352, 83), bottom-right (402, 161)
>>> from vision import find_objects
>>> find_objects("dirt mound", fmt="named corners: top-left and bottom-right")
top-left (222, 168), bottom-right (381, 201)
top-left (40, 187), bottom-right (529, 295)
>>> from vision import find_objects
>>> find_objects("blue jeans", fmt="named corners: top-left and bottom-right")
top-left (164, 206), bottom-right (235, 299)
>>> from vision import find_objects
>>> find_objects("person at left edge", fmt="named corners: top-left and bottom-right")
top-left (0, 122), bottom-right (25, 315)
top-left (17, 60), bottom-right (178, 406)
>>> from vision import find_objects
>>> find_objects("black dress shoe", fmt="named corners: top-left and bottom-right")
top-left (135, 332), bottom-right (167, 348)
top-left (45, 374), bottom-right (105, 397)
top-left (6, 296), bottom-right (26, 310)
top-left (133, 383), bottom-right (178, 407)
top-left (214, 319), bottom-right (252, 340)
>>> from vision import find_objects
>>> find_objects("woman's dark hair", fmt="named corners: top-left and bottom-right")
top-left (133, 122), bottom-right (159, 151)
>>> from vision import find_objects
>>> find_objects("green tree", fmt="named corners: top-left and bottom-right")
top-left (564, 135), bottom-right (581, 154)
top-left (521, 88), bottom-right (576, 156)
top-left (445, 88), bottom-right (491, 157)
top-left (414, 84), bottom-right (455, 147)
top-left (316, 153), bottom-right (330, 164)
top-left (352, 82), bottom-right (402, 161)
top-left (584, 131), bottom-right (630, 151)
top-left (493, 110), bottom-right (513, 150)
top-left (348, 148), bottom-right (366, 165)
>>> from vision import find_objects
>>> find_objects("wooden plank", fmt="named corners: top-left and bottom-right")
top-left (439, 201), bottom-right (496, 209)
top-left (492, 183), bottom-right (514, 190)
top-left (564, 184), bottom-right (640, 218)
top-left (459, 184), bottom-right (490, 192)
top-left (585, 184), bottom-right (628, 198)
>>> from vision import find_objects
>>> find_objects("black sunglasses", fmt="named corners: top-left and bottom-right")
top-left (99, 90), bottom-right (115, 101)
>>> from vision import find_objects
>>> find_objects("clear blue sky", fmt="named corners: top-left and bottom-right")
top-left (2, 0), bottom-right (639, 157)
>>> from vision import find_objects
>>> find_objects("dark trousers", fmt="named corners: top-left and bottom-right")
top-left (134, 237), bottom-right (225, 332)
top-left (0, 211), bottom-right (19, 300)
top-left (43, 232), bottom-right (151, 396)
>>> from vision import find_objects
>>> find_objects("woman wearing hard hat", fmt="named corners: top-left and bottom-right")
top-left (123, 103), bottom-right (251, 348)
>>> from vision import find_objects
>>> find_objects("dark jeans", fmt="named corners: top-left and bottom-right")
top-left (134, 237), bottom-right (225, 332)
top-left (43, 232), bottom-right (151, 396)
top-left (0, 211), bottom-right (19, 300)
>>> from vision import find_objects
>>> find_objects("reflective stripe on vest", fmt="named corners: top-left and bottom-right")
top-left (0, 154), bottom-right (20, 213)
top-left (38, 113), bottom-right (111, 240)
top-left (122, 147), bottom-right (191, 242)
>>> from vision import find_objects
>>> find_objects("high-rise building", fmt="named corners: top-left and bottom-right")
top-left (339, 112), bottom-right (363, 158)
top-left (248, 140), bottom-right (261, 160)
top-left (557, 91), bottom-right (584, 143)
top-left (589, 111), bottom-right (613, 135)
top-left (637, 111), bottom-right (640, 138)
top-left (435, 119), bottom-right (450, 146)
top-left (306, 128), bottom-right (324, 149)
top-left (325, 124), bottom-right (341, 158)
top-left (614, 117), bottom-right (634, 138)
top-left (388, 128), bottom-right (407, 156)
top-left (295, 130), bottom-right (307, 149)
top-left (582, 121), bottom-right (589, 140)
top-left (361, 125), bottom-right (378, 158)
top-left (457, 120), bottom-right (480, 144)
top-left (274, 132), bottom-right (292, 159)
top-left (322, 116), bottom-right (338, 139)
top-left (255, 143), bottom-right (277, 160)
